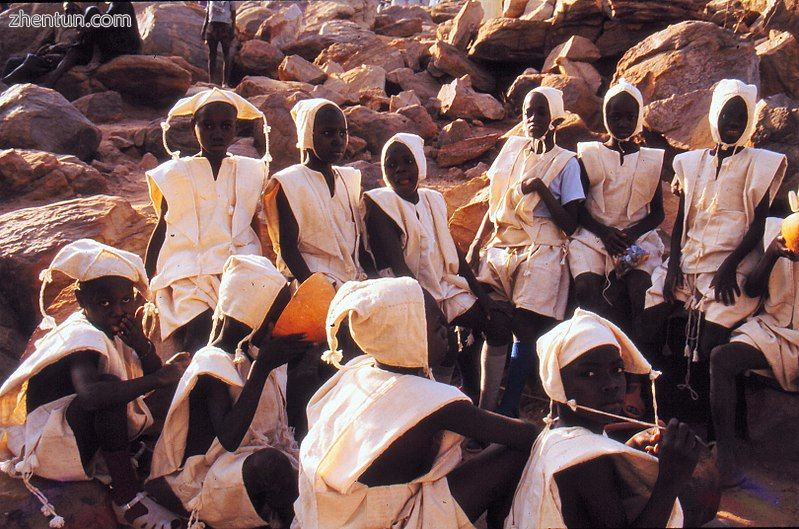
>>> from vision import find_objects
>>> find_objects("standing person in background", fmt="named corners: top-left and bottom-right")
top-left (202, 1), bottom-right (236, 87)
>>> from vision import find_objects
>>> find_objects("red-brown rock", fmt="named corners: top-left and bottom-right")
top-left (437, 133), bottom-right (501, 167)
top-left (344, 105), bottom-right (414, 153)
top-left (94, 55), bottom-right (192, 108)
top-left (429, 40), bottom-right (495, 93)
top-left (447, 0), bottom-right (484, 51)
top-left (236, 40), bottom-right (285, 78)
top-left (468, 17), bottom-right (548, 62)
top-left (757, 31), bottom-right (799, 100)
top-left (396, 103), bottom-right (439, 140)
top-left (278, 55), bottom-right (328, 85)
top-left (72, 91), bottom-right (124, 124)
top-left (438, 75), bottom-right (505, 121)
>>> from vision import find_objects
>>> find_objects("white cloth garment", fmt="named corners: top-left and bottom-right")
top-left (477, 134), bottom-right (580, 318)
top-left (569, 142), bottom-right (665, 277)
top-left (381, 132), bottom-right (427, 187)
top-left (504, 425), bottom-right (683, 529)
top-left (264, 164), bottom-right (366, 287)
top-left (147, 155), bottom-right (266, 338)
top-left (207, 1), bottom-right (232, 23)
top-left (0, 311), bottom-right (152, 481)
top-left (294, 356), bottom-right (474, 529)
top-left (365, 187), bottom-right (475, 322)
top-left (645, 79), bottom-right (787, 326)
top-left (709, 79), bottom-right (757, 149)
top-left (603, 79), bottom-right (645, 141)
top-left (149, 346), bottom-right (297, 529)
top-left (291, 98), bottom-right (344, 154)
top-left (731, 218), bottom-right (799, 391)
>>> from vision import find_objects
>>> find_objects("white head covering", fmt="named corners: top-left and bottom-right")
top-left (38, 239), bottom-right (151, 330)
top-left (708, 78), bottom-right (758, 149)
top-left (380, 132), bottom-right (427, 189)
top-left (603, 78), bottom-right (644, 141)
top-left (161, 87), bottom-right (271, 167)
top-left (209, 254), bottom-right (287, 363)
top-left (537, 308), bottom-right (659, 424)
top-left (321, 277), bottom-right (430, 376)
top-left (290, 98), bottom-right (345, 155)
top-left (522, 86), bottom-right (566, 137)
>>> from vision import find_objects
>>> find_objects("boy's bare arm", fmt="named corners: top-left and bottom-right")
top-left (275, 187), bottom-right (312, 283)
top-left (466, 210), bottom-right (493, 270)
top-left (145, 197), bottom-right (167, 279)
top-left (69, 351), bottom-right (181, 412)
top-left (745, 233), bottom-right (790, 298)
top-left (711, 194), bottom-right (770, 305)
top-left (522, 178), bottom-right (580, 235)
top-left (435, 400), bottom-right (538, 451)
top-left (363, 198), bottom-right (415, 279)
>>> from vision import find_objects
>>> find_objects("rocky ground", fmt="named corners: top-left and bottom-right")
top-left (0, 0), bottom-right (798, 526)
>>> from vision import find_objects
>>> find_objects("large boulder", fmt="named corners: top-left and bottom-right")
top-left (235, 4), bottom-right (274, 41)
top-left (344, 105), bottom-right (414, 153)
top-left (386, 68), bottom-right (442, 101)
top-left (752, 94), bottom-right (799, 213)
top-left (250, 90), bottom-right (311, 172)
top-left (446, 175), bottom-right (489, 253)
top-left (288, 19), bottom-right (376, 61)
top-left (447, 0), bottom-right (484, 51)
top-left (235, 39), bottom-right (285, 78)
top-left (235, 76), bottom-right (313, 98)
top-left (615, 21), bottom-right (759, 150)
top-left (437, 133), bottom-right (501, 167)
top-left (542, 35), bottom-right (601, 73)
top-left (396, 104), bottom-right (439, 140)
top-left (0, 195), bottom-right (152, 356)
top-left (374, 15), bottom-right (424, 37)
top-left (93, 55), bottom-right (192, 108)
top-left (278, 55), bottom-right (328, 84)
top-left (428, 40), bottom-right (495, 93)
top-left (0, 149), bottom-right (106, 208)
top-left (339, 64), bottom-right (387, 94)
top-left (468, 18), bottom-right (548, 62)
top-left (72, 91), bottom-right (124, 124)
top-left (138, 2), bottom-right (207, 70)
top-left (757, 31), bottom-right (799, 100)
top-left (314, 28), bottom-right (406, 72)
top-left (0, 84), bottom-right (101, 162)
top-left (256, 3), bottom-right (303, 50)
top-left (438, 75), bottom-right (505, 121)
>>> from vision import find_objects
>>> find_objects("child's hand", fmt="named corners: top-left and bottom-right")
top-left (599, 226), bottom-right (629, 256)
top-left (655, 419), bottom-right (701, 492)
top-left (155, 361), bottom-right (187, 387)
top-left (258, 333), bottom-right (311, 370)
top-left (466, 242), bottom-right (482, 273)
top-left (118, 315), bottom-right (152, 355)
top-left (521, 177), bottom-right (546, 195)
top-left (769, 235), bottom-right (798, 261)
top-left (710, 260), bottom-right (740, 306)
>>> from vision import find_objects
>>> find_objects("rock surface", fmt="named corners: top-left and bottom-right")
top-left (94, 55), bottom-right (193, 107)
top-left (72, 91), bottom-right (124, 124)
top-left (438, 76), bottom-right (505, 121)
top-left (468, 18), bottom-right (548, 62)
top-left (757, 31), bottom-right (799, 100)
top-left (236, 39), bottom-right (285, 77)
top-left (437, 133), bottom-right (501, 167)
top-left (344, 105), bottom-right (414, 153)
top-left (447, 0), bottom-right (484, 51)
top-left (429, 40), bottom-right (495, 93)
top-left (278, 55), bottom-right (328, 85)
top-left (137, 2), bottom-right (207, 70)
top-left (0, 84), bottom-right (101, 162)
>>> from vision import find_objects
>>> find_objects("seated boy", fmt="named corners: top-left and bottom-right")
top-left (467, 87), bottom-right (584, 417)
top-left (147, 254), bottom-right (308, 529)
top-left (0, 239), bottom-right (186, 529)
top-left (363, 132), bottom-right (512, 385)
top-left (294, 277), bottom-right (539, 529)
top-left (146, 88), bottom-right (269, 354)
top-left (710, 214), bottom-right (799, 487)
top-left (571, 79), bottom-right (665, 337)
top-left (644, 79), bottom-right (786, 416)
top-left (506, 309), bottom-right (699, 528)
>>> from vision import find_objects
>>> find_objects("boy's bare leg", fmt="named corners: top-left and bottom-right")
top-left (242, 448), bottom-right (299, 527)
top-left (574, 272), bottom-right (616, 318)
top-left (66, 375), bottom-right (172, 525)
top-left (626, 269), bottom-right (653, 343)
top-left (448, 444), bottom-right (528, 529)
top-left (709, 342), bottom-right (769, 487)
top-left (207, 38), bottom-right (219, 84)
top-left (220, 39), bottom-right (231, 87)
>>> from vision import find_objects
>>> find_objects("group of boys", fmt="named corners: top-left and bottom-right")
top-left (0, 75), bottom-right (796, 529)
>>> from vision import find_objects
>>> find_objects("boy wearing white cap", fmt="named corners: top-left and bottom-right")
top-left (0, 239), bottom-right (187, 529)
top-left (505, 309), bottom-right (698, 528)
top-left (148, 255), bottom-right (308, 529)
top-left (710, 209), bottom-right (799, 487)
top-left (364, 133), bottom-right (512, 385)
top-left (467, 87), bottom-right (585, 417)
top-left (644, 79), bottom-right (787, 416)
top-left (571, 80), bottom-right (665, 340)
top-left (145, 88), bottom-right (270, 354)
top-left (295, 277), bottom-right (539, 529)
top-left (264, 98), bottom-right (371, 290)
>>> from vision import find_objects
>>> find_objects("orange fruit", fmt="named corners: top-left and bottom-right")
top-left (273, 273), bottom-right (336, 343)
top-left (781, 212), bottom-right (799, 253)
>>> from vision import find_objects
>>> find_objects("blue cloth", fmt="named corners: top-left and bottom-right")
top-left (532, 157), bottom-right (584, 218)
top-left (498, 341), bottom-right (536, 418)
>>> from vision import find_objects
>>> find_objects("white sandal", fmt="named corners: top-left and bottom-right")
top-left (113, 492), bottom-right (184, 529)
